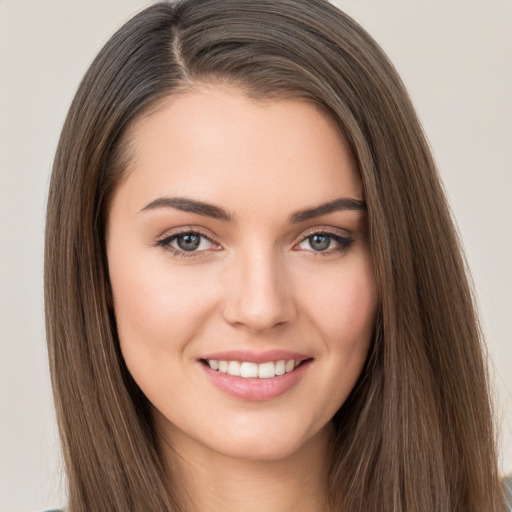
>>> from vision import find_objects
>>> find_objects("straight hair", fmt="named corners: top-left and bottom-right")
top-left (45, 1), bottom-right (503, 510)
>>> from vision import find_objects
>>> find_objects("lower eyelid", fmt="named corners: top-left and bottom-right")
top-left (156, 229), bottom-right (354, 256)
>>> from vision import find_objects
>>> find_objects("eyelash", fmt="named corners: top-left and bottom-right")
top-left (297, 230), bottom-right (354, 255)
top-left (155, 229), bottom-right (219, 259)
top-left (155, 228), bottom-right (354, 259)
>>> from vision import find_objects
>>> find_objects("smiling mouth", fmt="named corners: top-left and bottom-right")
top-left (200, 359), bottom-right (311, 379)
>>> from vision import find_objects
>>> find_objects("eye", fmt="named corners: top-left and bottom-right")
top-left (156, 230), bottom-right (220, 258)
top-left (296, 231), bottom-right (354, 254)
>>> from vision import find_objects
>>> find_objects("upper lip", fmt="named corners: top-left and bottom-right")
top-left (199, 349), bottom-right (312, 364)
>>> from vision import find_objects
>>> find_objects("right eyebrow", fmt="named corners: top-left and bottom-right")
top-left (139, 196), bottom-right (236, 222)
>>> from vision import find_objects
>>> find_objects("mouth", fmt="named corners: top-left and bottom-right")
top-left (198, 352), bottom-right (313, 401)
top-left (200, 358), bottom-right (310, 379)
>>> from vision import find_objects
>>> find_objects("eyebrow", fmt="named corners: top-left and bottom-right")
top-left (141, 196), bottom-right (235, 221)
top-left (288, 197), bottom-right (366, 223)
top-left (140, 196), bottom-right (366, 223)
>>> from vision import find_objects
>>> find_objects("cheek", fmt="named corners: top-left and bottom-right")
top-left (302, 257), bottom-right (378, 348)
top-left (108, 247), bottom-right (219, 363)
top-left (298, 256), bottom-right (377, 419)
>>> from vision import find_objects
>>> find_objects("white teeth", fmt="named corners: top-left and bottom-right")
top-left (240, 362), bottom-right (258, 378)
top-left (275, 360), bottom-right (286, 376)
top-left (285, 359), bottom-right (295, 372)
top-left (258, 361), bottom-right (276, 379)
top-left (228, 360), bottom-right (241, 376)
top-left (206, 359), bottom-right (303, 378)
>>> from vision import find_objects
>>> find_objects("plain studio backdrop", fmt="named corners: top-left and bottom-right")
top-left (0, 1), bottom-right (510, 511)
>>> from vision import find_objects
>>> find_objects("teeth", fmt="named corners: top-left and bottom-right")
top-left (228, 361), bottom-right (241, 376)
top-left (240, 362), bottom-right (258, 378)
top-left (207, 359), bottom-right (301, 378)
top-left (258, 361), bottom-right (275, 379)
top-left (275, 360), bottom-right (286, 376)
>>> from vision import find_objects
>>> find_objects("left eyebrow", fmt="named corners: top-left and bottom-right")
top-left (140, 196), bottom-right (235, 222)
top-left (289, 197), bottom-right (366, 223)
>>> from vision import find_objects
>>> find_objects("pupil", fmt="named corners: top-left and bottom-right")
top-left (310, 234), bottom-right (330, 251)
top-left (177, 234), bottom-right (200, 251)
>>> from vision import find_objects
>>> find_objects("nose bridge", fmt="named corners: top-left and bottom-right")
top-left (223, 243), bottom-right (296, 333)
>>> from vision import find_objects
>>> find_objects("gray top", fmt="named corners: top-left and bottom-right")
top-left (42, 476), bottom-right (512, 511)
top-left (505, 474), bottom-right (512, 511)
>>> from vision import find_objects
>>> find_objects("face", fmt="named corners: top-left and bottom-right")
top-left (107, 86), bottom-right (378, 462)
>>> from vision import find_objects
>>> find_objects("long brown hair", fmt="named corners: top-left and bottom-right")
top-left (45, 1), bottom-right (503, 510)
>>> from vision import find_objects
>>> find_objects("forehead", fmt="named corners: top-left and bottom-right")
top-left (115, 86), bottom-right (362, 217)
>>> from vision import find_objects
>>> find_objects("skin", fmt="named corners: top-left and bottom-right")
top-left (107, 85), bottom-right (378, 512)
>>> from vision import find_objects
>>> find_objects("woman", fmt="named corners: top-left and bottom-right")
top-left (44, 0), bottom-right (505, 510)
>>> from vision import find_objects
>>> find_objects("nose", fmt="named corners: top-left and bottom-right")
top-left (222, 247), bottom-right (298, 334)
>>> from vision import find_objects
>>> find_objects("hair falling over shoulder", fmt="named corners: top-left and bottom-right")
top-left (44, 1), bottom-right (504, 510)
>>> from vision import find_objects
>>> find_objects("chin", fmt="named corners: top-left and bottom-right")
top-left (214, 437), bottom-right (305, 462)
top-left (195, 418), bottom-right (333, 463)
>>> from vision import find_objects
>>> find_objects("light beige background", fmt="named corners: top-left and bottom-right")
top-left (0, 1), bottom-right (510, 511)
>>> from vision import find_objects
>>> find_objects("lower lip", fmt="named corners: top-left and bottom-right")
top-left (199, 360), bottom-right (312, 401)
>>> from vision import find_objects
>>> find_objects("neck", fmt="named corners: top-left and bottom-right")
top-left (158, 421), bottom-right (334, 512)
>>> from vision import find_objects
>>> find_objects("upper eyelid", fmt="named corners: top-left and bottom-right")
top-left (157, 226), bottom-right (350, 241)
top-left (295, 230), bottom-right (353, 249)
top-left (155, 225), bottom-right (353, 247)
top-left (292, 226), bottom-right (355, 259)
top-left (156, 226), bottom-right (217, 243)
top-left (296, 225), bottom-right (352, 240)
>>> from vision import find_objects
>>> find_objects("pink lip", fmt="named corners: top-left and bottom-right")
top-left (199, 349), bottom-right (311, 364)
top-left (198, 357), bottom-right (313, 402)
